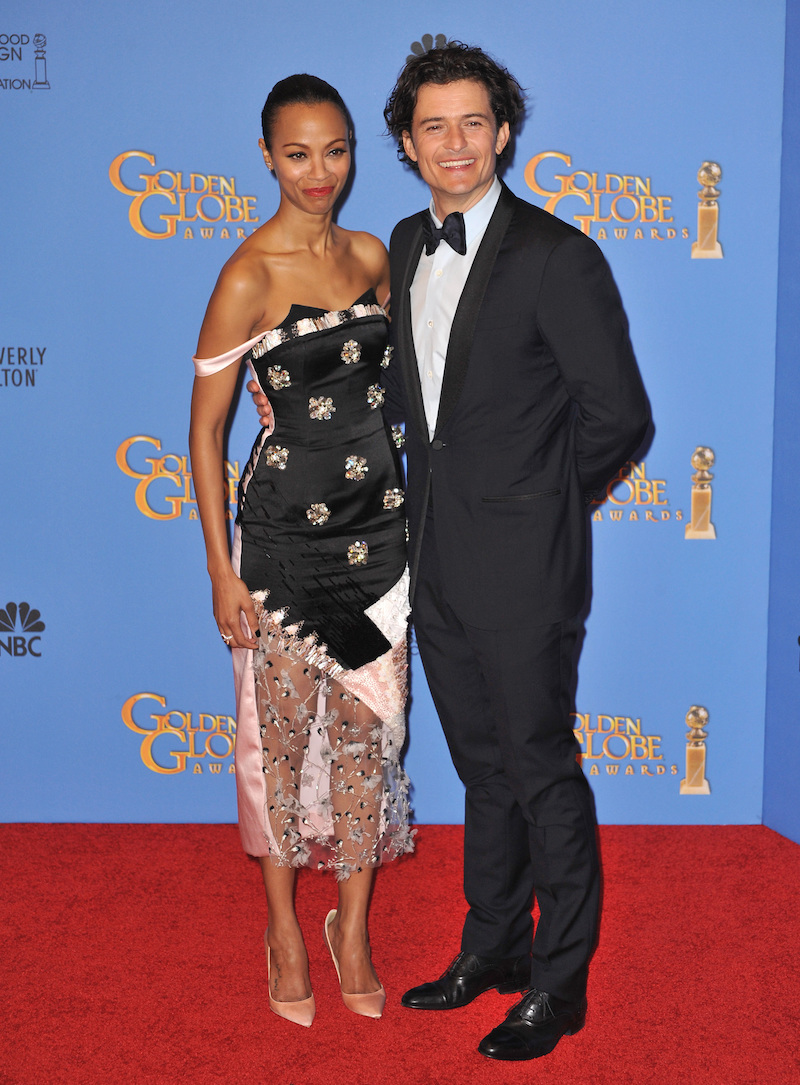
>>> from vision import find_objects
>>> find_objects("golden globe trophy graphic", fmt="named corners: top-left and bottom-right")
top-left (680, 705), bottom-right (711, 795)
top-left (685, 446), bottom-right (717, 539)
top-left (33, 34), bottom-right (50, 90)
top-left (691, 162), bottom-right (723, 259)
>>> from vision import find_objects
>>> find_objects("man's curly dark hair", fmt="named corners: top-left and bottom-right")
top-left (384, 41), bottom-right (526, 169)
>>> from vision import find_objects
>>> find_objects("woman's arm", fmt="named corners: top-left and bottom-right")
top-left (190, 264), bottom-right (264, 650)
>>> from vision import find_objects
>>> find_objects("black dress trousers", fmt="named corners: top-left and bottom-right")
top-left (412, 511), bottom-right (601, 1003)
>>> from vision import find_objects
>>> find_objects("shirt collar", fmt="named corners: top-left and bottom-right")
top-left (429, 176), bottom-right (501, 248)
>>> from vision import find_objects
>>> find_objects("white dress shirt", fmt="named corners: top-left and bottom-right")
top-left (410, 176), bottom-right (502, 439)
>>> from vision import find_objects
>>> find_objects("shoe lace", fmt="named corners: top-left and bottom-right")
top-left (442, 951), bottom-right (470, 977)
top-left (516, 988), bottom-right (553, 1022)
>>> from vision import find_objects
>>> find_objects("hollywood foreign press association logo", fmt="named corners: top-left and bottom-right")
top-left (0, 33), bottom-right (50, 91)
top-left (0, 602), bottom-right (45, 658)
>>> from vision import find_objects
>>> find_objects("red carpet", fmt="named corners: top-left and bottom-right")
top-left (2, 824), bottom-right (799, 1084)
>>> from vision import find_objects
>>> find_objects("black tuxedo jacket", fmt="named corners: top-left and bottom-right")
top-left (385, 182), bottom-right (650, 630)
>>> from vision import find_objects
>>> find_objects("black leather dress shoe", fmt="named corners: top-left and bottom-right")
top-left (401, 951), bottom-right (530, 1010)
top-left (478, 988), bottom-right (587, 1060)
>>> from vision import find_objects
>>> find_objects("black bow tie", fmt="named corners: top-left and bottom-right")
top-left (422, 210), bottom-right (467, 256)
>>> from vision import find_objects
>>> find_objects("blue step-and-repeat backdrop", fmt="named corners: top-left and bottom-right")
top-left (1, 0), bottom-right (793, 828)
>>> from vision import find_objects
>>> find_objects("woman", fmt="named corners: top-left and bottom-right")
top-left (190, 75), bottom-right (412, 1028)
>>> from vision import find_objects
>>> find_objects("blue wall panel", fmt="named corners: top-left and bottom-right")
top-left (765, 0), bottom-right (800, 844)
top-left (0, 0), bottom-right (789, 826)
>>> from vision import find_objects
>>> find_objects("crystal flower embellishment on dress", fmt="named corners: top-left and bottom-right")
top-left (306, 503), bottom-right (331, 526)
top-left (341, 339), bottom-right (362, 365)
top-left (391, 425), bottom-right (405, 448)
top-left (383, 488), bottom-right (404, 509)
top-left (344, 455), bottom-right (368, 481)
top-left (266, 366), bottom-right (291, 390)
top-left (366, 384), bottom-right (385, 410)
top-left (381, 345), bottom-right (393, 369)
top-left (309, 396), bottom-right (336, 420)
top-left (264, 445), bottom-right (290, 470)
top-left (347, 541), bottom-right (368, 566)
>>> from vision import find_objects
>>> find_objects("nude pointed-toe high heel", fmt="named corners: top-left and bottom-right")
top-left (324, 909), bottom-right (386, 1019)
top-left (265, 930), bottom-right (316, 1028)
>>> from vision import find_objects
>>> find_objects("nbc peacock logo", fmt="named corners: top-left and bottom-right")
top-left (407, 33), bottom-right (447, 62)
top-left (0, 601), bottom-right (45, 659)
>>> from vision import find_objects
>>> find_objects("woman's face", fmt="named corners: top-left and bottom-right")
top-left (261, 101), bottom-right (351, 216)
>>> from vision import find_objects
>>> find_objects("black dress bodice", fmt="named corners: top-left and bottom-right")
top-left (236, 290), bottom-right (406, 670)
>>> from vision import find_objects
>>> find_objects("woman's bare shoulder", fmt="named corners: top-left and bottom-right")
top-left (341, 228), bottom-right (389, 285)
top-left (345, 228), bottom-right (388, 261)
top-left (196, 232), bottom-right (277, 355)
top-left (215, 230), bottom-right (273, 295)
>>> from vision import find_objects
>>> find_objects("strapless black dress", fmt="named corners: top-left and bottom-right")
top-left (237, 289), bottom-right (406, 673)
top-left (192, 289), bottom-right (412, 864)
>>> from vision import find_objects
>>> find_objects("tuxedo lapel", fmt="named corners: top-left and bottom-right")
top-left (395, 215), bottom-right (429, 443)
top-left (434, 185), bottom-right (516, 436)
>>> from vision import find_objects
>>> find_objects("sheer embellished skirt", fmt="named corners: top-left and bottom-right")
top-left (230, 558), bottom-right (413, 877)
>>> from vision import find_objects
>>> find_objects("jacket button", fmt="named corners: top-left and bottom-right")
top-left (431, 439), bottom-right (444, 450)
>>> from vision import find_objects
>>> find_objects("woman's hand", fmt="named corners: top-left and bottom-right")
top-left (211, 567), bottom-right (259, 650)
top-left (247, 379), bottom-right (274, 431)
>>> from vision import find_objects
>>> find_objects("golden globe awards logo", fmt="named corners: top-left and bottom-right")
top-left (122, 693), bottom-right (236, 774)
top-left (109, 151), bottom-right (260, 240)
top-left (572, 712), bottom-right (678, 778)
top-left (525, 152), bottom-right (689, 242)
top-left (591, 460), bottom-right (684, 525)
top-left (592, 451), bottom-right (720, 537)
top-left (116, 436), bottom-right (238, 521)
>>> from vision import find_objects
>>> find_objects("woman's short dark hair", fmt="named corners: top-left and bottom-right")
top-left (261, 74), bottom-right (351, 150)
top-left (384, 41), bottom-right (525, 169)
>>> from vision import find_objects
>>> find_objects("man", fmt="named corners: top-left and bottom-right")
top-left (252, 42), bottom-right (648, 1060)
top-left (381, 43), bottom-right (648, 1061)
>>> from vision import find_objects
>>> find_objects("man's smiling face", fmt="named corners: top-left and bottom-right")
top-left (402, 79), bottom-right (510, 218)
